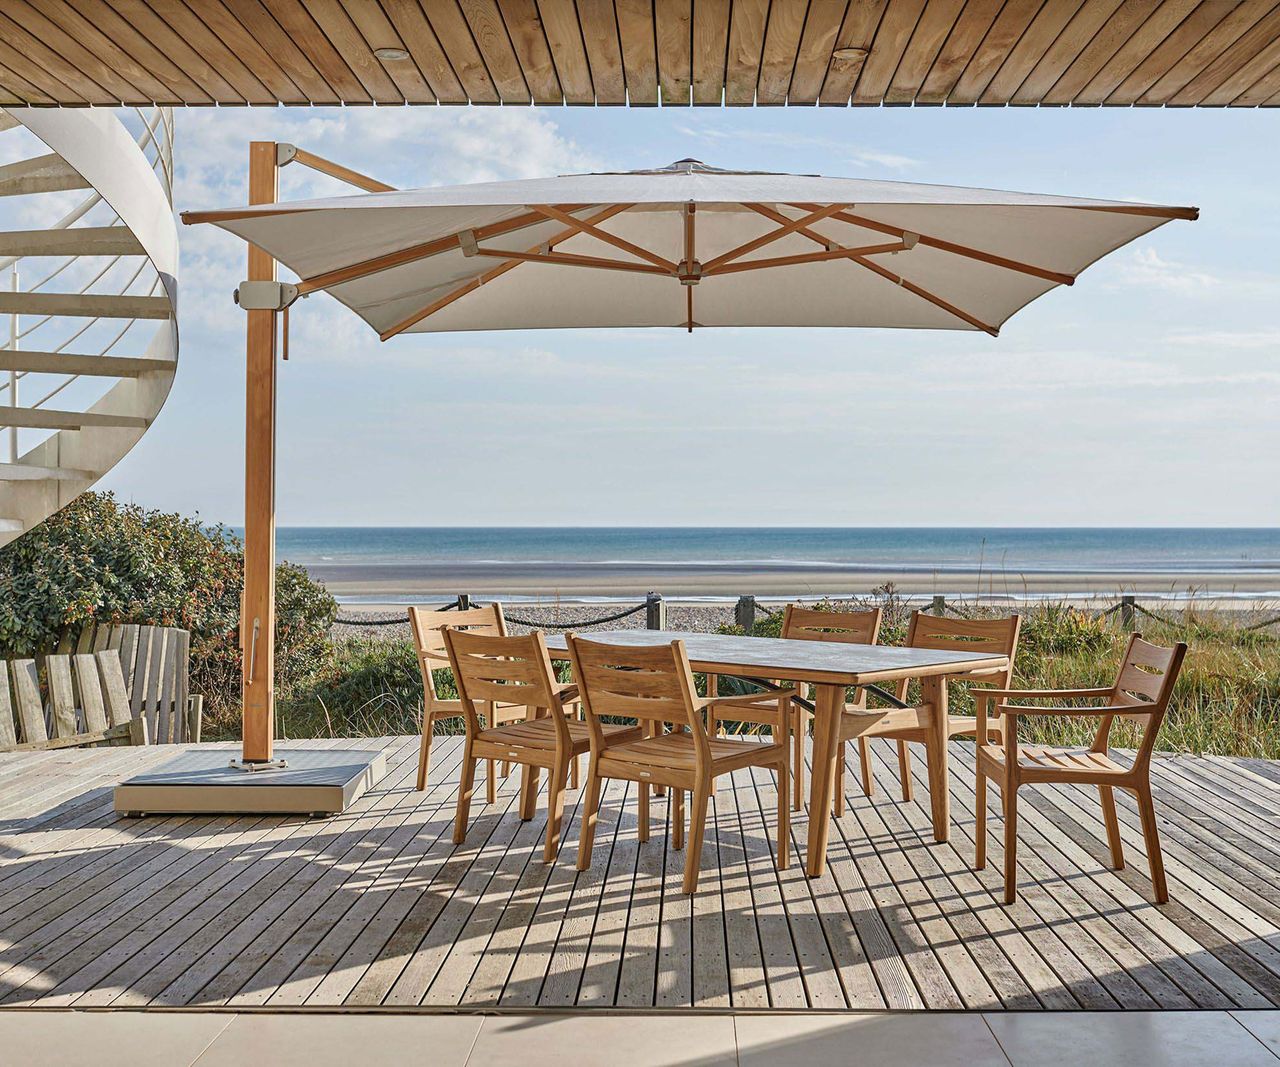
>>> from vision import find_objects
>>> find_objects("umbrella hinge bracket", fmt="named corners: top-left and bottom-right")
top-left (677, 259), bottom-right (702, 286)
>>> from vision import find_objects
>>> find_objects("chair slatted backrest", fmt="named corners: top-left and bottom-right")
top-left (442, 628), bottom-right (559, 735)
top-left (903, 611), bottom-right (1022, 698)
top-left (567, 635), bottom-right (706, 752)
top-left (1100, 633), bottom-right (1188, 762)
top-left (0, 651), bottom-right (142, 751)
top-left (409, 604), bottom-right (506, 710)
top-left (782, 605), bottom-right (882, 645)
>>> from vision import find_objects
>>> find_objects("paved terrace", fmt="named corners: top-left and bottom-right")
top-left (1, 736), bottom-right (1278, 1012)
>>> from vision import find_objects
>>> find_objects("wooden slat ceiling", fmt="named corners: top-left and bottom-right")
top-left (2, 0), bottom-right (1278, 108)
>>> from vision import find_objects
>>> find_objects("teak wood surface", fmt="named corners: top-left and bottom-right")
top-left (545, 629), bottom-right (1007, 876)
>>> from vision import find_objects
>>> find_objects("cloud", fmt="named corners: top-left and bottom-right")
top-left (1116, 248), bottom-right (1221, 292)
top-left (1167, 329), bottom-right (1280, 350)
top-left (672, 123), bottom-right (921, 171)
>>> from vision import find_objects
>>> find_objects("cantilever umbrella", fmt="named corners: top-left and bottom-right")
top-left (186, 158), bottom-right (1197, 340)
top-left (177, 154), bottom-right (1197, 787)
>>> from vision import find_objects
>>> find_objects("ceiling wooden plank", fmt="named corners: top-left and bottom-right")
top-left (726, 0), bottom-right (770, 104)
top-left (1137, 0), bottom-right (1275, 104)
top-left (947, 0), bottom-right (1043, 104)
top-left (757, 0), bottom-right (810, 103)
top-left (691, 0), bottom-right (731, 104)
top-left (617, 0), bottom-right (660, 104)
top-left (458, 0), bottom-right (532, 103)
top-left (1072, 0), bottom-right (1201, 106)
top-left (421, 0), bottom-right (500, 103)
top-left (1104, 0), bottom-right (1237, 104)
top-left (656, 0), bottom-right (693, 104)
top-left (1165, 5), bottom-right (1280, 103)
top-left (16, 0), bottom-right (155, 102)
top-left (144, 0), bottom-right (277, 104)
top-left (185, 0), bottom-right (310, 103)
top-left (538, 0), bottom-right (595, 103)
top-left (854, 0), bottom-right (927, 104)
top-left (105, 0), bottom-right (247, 102)
top-left (494, 0), bottom-right (560, 102)
top-left (258, 0), bottom-right (368, 101)
top-left (980, 0), bottom-right (1088, 104)
top-left (915, 0), bottom-right (1003, 103)
top-left (295, 0), bottom-right (403, 102)
top-left (787, 0), bottom-right (849, 104)
top-left (1230, 46), bottom-right (1280, 104)
top-left (379, 0), bottom-right (467, 103)
top-left (1042, 0), bottom-right (1165, 105)
top-left (0, 8), bottom-right (112, 102)
top-left (337, 0), bottom-right (437, 102)
top-left (1012, 0), bottom-right (1128, 105)
top-left (0, 51), bottom-right (63, 105)
top-left (1194, 26), bottom-right (1280, 104)
top-left (887, 0), bottom-right (968, 104)
top-left (210, 0), bottom-right (340, 103)
top-left (819, 0), bottom-right (884, 103)
top-left (62, 0), bottom-right (211, 103)
top-left (578, 0), bottom-right (627, 104)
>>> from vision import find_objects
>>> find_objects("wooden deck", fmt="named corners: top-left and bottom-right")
top-left (2, 735), bottom-right (1279, 1011)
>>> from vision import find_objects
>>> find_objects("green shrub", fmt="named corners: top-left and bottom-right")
top-left (0, 491), bottom-right (336, 727)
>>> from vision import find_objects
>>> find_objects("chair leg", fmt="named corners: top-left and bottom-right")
top-left (975, 767), bottom-right (988, 870)
top-left (577, 760), bottom-right (603, 872)
top-left (833, 742), bottom-right (846, 816)
top-left (858, 737), bottom-right (873, 797)
top-left (1100, 784), bottom-right (1125, 870)
top-left (638, 781), bottom-right (650, 843)
top-left (519, 762), bottom-right (540, 821)
top-left (792, 705), bottom-right (806, 810)
top-left (683, 781), bottom-right (712, 894)
top-left (1002, 781), bottom-right (1019, 905)
top-left (453, 740), bottom-right (477, 845)
top-left (416, 715), bottom-right (434, 792)
top-left (1135, 784), bottom-right (1169, 904)
top-left (544, 754), bottom-right (570, 864)
top-left (897, 739), bottom-right (914, 803)
top-left (503, 761), bottom-right (511, 777)
top-left (486, 758), bottom-right (496, 804)
top-left (673, 788), bottom-right (685, 850)
top-left (570, 752), bottom-right (580, 790)
top-left (777, 748), bottom-right (790, 871)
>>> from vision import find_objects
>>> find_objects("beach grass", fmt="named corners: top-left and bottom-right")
top-left (215, 597), bottom-right (1280, 760)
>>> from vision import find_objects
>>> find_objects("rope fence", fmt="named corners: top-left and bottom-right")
top-left (334, 590), bottom-right (1280, 634)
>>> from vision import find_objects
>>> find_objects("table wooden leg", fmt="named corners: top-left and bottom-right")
top-left (806, 683), bottom-right (843, 877)
top-left (922, 674), bottom-right (950, 842)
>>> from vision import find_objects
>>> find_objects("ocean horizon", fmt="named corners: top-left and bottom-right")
top-left (257, 527), bottom-right (1280, 603)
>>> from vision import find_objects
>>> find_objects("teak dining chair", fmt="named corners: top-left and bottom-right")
top-left (567, 634), bottom-right (794, 894)
top-left (444, 628), bottom-right (637, 863)
top-left (706, 604), bottom-right (882, 810)
top-left (409, 604), bottom-right (529, 798)
top-left (975, 633), bottom-right (1187, 905)
top-left (850, 611), bottom-right (1020, 804)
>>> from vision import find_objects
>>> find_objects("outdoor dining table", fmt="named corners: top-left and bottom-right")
top-left (544, 629), bottom-right (1010, 877)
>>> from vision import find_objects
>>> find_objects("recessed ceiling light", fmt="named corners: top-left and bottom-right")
top-left (374, 47), bottom-right (410, 61)
top-left (831, 46), bottom-right (869, 61)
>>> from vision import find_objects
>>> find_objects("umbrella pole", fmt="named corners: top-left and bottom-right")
top-left (241, 140), bottom-right (279, 764)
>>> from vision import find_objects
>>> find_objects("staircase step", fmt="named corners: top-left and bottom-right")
top-left (0, 153), bottom-right (90, 197)
top-left (0, 518), bottom-right (24, 533)
top-left (0, 406), bottom-right (148, 430)
top-left (0, 462), bottom-right (96, 481)
top-left (0, 292), bottom-right (170, 319)
top-left (0, 351), bottom-right (173, 377)
top-left (0, 226), bottom-right (145, 257)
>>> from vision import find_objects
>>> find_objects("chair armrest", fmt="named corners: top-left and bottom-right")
top-left (996, 703), bottom-right (1120, 718)
top-left (979, 687), bottom-right (1114, 701)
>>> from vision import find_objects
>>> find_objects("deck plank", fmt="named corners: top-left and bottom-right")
top-left (0, 736), bottom-right (1276, 1011)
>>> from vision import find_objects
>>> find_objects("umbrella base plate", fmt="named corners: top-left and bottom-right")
top-left (114, 748), bottom-right (386, 817)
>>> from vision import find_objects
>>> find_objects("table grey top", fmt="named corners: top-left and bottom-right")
top-left (543, 630), bottom-right (1007, 685)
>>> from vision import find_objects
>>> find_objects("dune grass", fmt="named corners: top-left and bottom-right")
top-left (232, 597), bottom-right (1280, 760)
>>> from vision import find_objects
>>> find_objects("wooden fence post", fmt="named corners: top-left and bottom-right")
top-left (1120, 595), bottom-right (1135, 631)
top-left (646, 592), bottom-right (666, 630)
top-left (930, 594), bottom-right (946, 616)
top-left (457, 594), bottom-right (471, 610)
top-left (735, 595), bottom-right (757, 633)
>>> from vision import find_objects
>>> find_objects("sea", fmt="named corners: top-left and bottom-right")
top-left (267, 527), bottom-right (1280, 604)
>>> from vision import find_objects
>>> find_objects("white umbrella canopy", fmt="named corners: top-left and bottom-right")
top-left (184, 159), bottom-right (1196, 339)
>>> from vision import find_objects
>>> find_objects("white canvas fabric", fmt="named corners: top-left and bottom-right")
top-left (185, 160), bottom-right (1196, 337)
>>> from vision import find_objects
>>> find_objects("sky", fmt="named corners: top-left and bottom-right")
top-left (84, 104), bottom-right (1280, 527)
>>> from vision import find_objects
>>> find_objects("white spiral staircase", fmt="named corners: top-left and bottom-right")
top-left (0, 106), bottom-right (178, 546)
